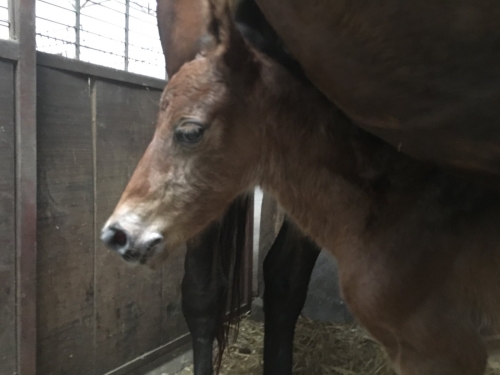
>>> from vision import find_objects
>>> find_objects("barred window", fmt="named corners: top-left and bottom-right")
top-left (36, 0), bottom-right (166, 79)
top-left (0, 0), bottom-right (9, 39)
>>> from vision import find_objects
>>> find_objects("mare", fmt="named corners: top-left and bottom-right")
top-left (253, 0), bottom-right (500, 177)
top-left (103, 3), bottom-right (500, 374)
top-left (158, 0), bottom-right (321, 374)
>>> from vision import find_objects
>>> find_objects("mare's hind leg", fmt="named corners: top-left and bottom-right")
top-left (181, 221), bottom-right (224, 375)
top-left (263, 217), bottom-right (321, 375)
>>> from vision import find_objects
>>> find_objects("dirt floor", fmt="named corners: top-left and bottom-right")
top-left (174, 315), bottom-right (500, 375)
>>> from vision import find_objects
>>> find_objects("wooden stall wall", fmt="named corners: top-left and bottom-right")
top-left (36, 60), bottom-right (188, 375)
top-left (0, 58), bottom-right (17, 375)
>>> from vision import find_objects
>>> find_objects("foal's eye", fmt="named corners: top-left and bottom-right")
top-left (174, 121), bottom-right (205, 146)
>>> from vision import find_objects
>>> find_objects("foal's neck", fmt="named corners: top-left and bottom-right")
top-left (255, 61), bottom-right (421, 254)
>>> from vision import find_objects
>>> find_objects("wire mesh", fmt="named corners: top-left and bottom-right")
top-left (0, 0), bottom-right (9, 39)
top-left (36, 0), bottom-right (166, 79)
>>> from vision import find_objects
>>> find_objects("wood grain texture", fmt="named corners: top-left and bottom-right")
top-left (161, 244), bottom-right (187, 344)
top-left (34, 64), bottom-right (187, 375)
top-left (93, 80), bottom-right (166, 374)
top-left (36, 67), bottom-right (95, 375)
top-left (0, 59), bottom-right (17, 375)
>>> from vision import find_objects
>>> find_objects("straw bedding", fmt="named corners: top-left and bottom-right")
top-left (176, 314), bottom-right (500, 375)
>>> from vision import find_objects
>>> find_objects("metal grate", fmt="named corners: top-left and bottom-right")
top-left (36, 0), bottom-right (166, 79)
top-left (0, 0), bottom-right (9, 39)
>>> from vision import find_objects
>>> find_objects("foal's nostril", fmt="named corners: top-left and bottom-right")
top-left (101, 225), bottom-right (129, 252)
top-left (112, 229), bottom-right (128, 247)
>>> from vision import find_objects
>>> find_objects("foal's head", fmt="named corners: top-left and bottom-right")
top-left (101, 5), bottom-right (266, 265)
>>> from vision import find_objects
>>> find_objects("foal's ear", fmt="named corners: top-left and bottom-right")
top-left (197, 34), bottom-right (218, 57)
top-left (207, 0), bottom-right (260, 82)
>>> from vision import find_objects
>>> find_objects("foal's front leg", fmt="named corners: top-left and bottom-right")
top-left (389, 299), bottom-right (487, 375)
top-left (341, 254), bottom-right (487, 375)
top-left (181, 221), bottom-right (224, 375)
top-left (263, 218), bottom-right (321, 375)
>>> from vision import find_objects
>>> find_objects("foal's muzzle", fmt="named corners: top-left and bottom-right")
top-left (101, 224), bottom-right (163, 265)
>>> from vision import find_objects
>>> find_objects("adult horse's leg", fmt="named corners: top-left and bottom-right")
top-left (262, 217), bottom-right (321, 375)
top-left (182, 221), bottom-right (223, 375)
top-left (182, 195), bottom-right (250, 375)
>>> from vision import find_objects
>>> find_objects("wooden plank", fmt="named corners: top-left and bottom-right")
top-left (14, 0), bottom-right (37, 373)
top-left (243, 193), bottom-right (254, 307)
top-left (37, 52), bottom-right (167, 90)
top-left (94, 80), bottom-right (164, 374)
top-left (161, 244), bottom-right (187, 344)
top-left (0, 59), bottom-right (17, 375)
top-left (37, 66), bottom-right (95, 375)
top-left (104, 334), bottom-right (191, 375)
top-left (0, 39), bottom-right (20, 61)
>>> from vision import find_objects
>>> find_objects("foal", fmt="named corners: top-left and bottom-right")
top-left (102, 5), bottom-right (500, 375)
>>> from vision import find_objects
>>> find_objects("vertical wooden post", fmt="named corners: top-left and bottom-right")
top-left (7, 0), bottom-right (14, 39)
top-left (75, 0), bottom-right (81, 59)
top-left (124, 0), bottom-right (130, 71)
top-left (13, 0), bottom-right (37, 374)
top-left (243, 192), bottom-right (255, 307)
